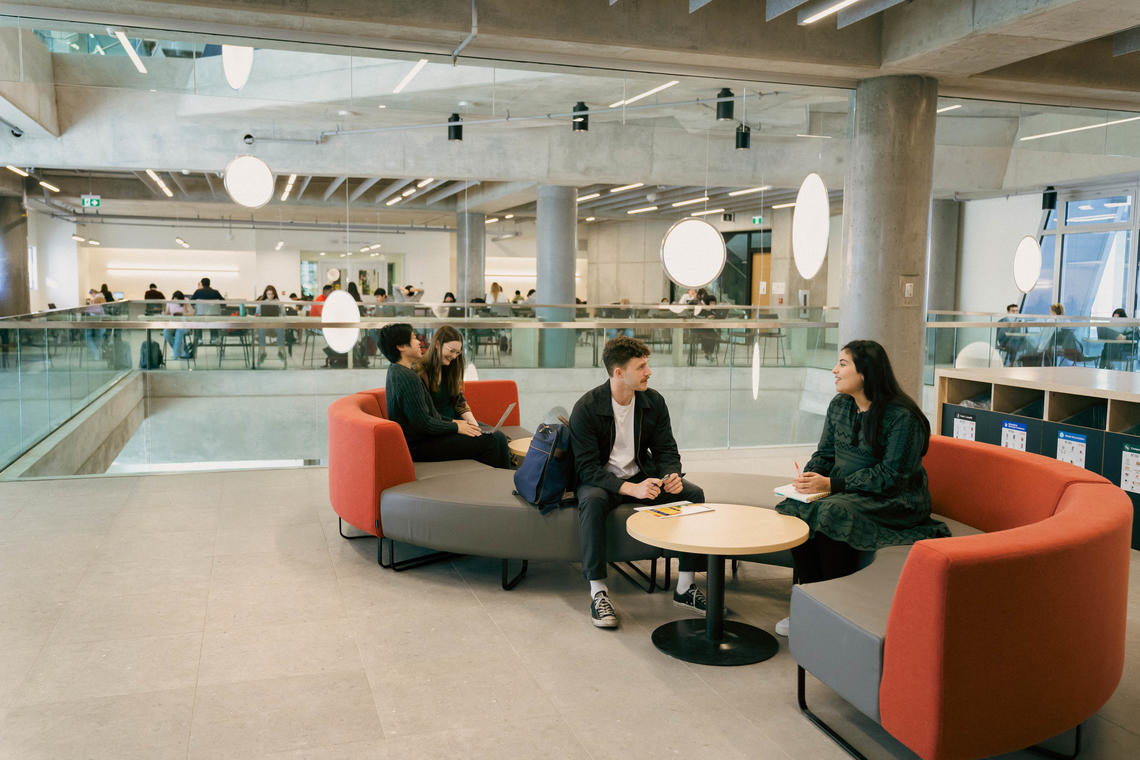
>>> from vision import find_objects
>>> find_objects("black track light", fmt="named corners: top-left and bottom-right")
top-left (1042, 185), bottom-right (1057, 211)
top-left (735, 123), bottom-right (751, 150)
top-left (448, 113), bottom-right (463, 141)
top-left (716, 88), bottom-right (734, 121)
top-left (572, 101), bottom-right (589, 132)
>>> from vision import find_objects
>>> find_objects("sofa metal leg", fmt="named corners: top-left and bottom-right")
top-left (1027, 724), bottom-right (1082, 760)
top-left (378, 537), bottom-right (459, 571)
top-left (501, 559), bottom-right (528, 590)
top-left (797, 665), bottom-right (869, 760)
top-left (610, 557), bottom-right (670, 593)
top-left (338, 517), bottom-right (372, 540)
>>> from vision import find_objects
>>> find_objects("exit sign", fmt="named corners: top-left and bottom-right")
top-left (81, 194), bottom-right (101, 208)
top-left (752, 215), bottom-right (763, 225)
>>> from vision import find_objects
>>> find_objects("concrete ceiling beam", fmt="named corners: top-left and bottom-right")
top-left (322, 176), bottom-right (347, 201)
top-left (294, 175), bottom-right (312, 201)
top-left (373, 178), bottom-right (415, 204)
top-left (347, 176), bottom-right (381, 202)
top-left (0, 28), bottom-right (61, 138)
top-left (881, 0), bottom-right (1140, 77)
top-left (422, 180), bottom-right (479, 205)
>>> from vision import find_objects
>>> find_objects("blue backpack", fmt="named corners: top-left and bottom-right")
top-left (513, 422), bottom-right (576, 513)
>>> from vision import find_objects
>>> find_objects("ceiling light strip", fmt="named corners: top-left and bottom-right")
top-left (393, 58), bottom-right (428, 94)
top-left (671, 196), bottom-right (709, 207)
top-left (1020, 114), bottom-right (1140, 142)
top-left (114, 31), bottom-right (148, 74)
top-left (39, 180), bottom-right (60, 192)
top-left (937, 104), bottom-right (962, 114)
top-left (691, 208), bottom-right (725, 216)
top-left (145, 168), bottom-right (173, 197)
top-left (609, 80), bottom-right (679, 108)
top-left (627, 205), bottom-right (658, 215)
top-left (610, 183), bottom-right (644, 194)
top-left (6, 165), bottom-right (29, 177)
top-left (800, 0), bottom-right (863, 25)
top-left (280, 173), bottom-right (297, 201)
top-left (728, 185), bottom-right (771, 196)
top-left (772, 202), bottom-right (796, 209)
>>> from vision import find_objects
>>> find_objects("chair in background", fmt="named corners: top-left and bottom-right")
top-left (755, 313), bottom-right (787, 366)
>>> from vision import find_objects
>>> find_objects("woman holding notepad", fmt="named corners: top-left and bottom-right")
top-left (775, 340), bottom-right (949, 608)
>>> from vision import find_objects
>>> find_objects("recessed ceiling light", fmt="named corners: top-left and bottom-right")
top-left (145, 169), bottom-right (173, 198)
top-left (377, 104), bottom-right (387, 109)
top-left (114, 30), bottom-right (148, 74)
top-left (627, 205), bottom-right (657, 215)
top-left (772, 202), bottom-right (796, 209)
top-left (584, 217), bottom-right (596, 222)
top-left (385, 196), bottom-right (401, 206)
top-left (6, 165), bottom-right (29, 177)
top-left (691, 208), bottom-right (725, 216)
top-left (609, 80), bottom-right (679, 108)
top-left (337, 110), bottom-right (351, 116)
top-left (937, 104), bottom-right (962, 114)
top-left (800, 0), bottom-right (861, 25)
top-left (88, 240), bottom-right (101, 246)
top-left (393, 58), bottom-right (428, 94)
top-left (504, 214), bottom-right (514, 219)
top-left (609, 183), bottom-right (644, 194)
top-left (577, 192), bottom-right (600, 202)
top-left (672, 196), bottom-right (709, 207)
top-left (416, 177), bottom-right (435, 187)
top-left (280, 173), bottom-right (297, 202)
top-left (72, 234), bottom-right (86, 242)
top-left (319, 251), bottom-right (326, 256)
top-left (486, 217), bottom-right (499, 224)
top-left (275, 240), bottom-right (284, 250)
top-left (796, 134), bottom-right (832, 139)
top-left (39, 180), bottom-right (61, 192)
top-left (401, 187), bottom-right (416, 197)
top-left (728, 185), bottom-right (771, 197)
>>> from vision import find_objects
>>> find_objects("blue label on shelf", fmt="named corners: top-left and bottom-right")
top-left (1003, 421), bottom-right (1027, 433)
top-left (1058, 430), bottom-right (1087, 444)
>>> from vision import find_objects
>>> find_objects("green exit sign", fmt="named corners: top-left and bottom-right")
top-left (81, 195), bottom-right (101, 208)
top-left (752, 215), bottom-right (763, 225)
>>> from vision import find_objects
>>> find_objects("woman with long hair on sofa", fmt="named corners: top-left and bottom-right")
top-left (773, 339), bottom-right (949, 635)
top-left (379, 323), bottom-right (510, 469)
top-left (416, 325), bottom-right (480, 429)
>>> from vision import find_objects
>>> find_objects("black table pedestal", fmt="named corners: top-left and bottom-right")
top-left (650, 553), bottom-right (779, 666)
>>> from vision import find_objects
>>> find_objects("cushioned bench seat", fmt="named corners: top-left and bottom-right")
top-left (790, 515), bottom-right (982, 722)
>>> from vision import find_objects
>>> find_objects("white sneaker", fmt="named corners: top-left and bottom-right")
top-left (774, 617), bottom-right (790, 637)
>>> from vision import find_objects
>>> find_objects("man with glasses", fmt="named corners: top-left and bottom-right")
top-left (379, 323), bottom-right (510, 468)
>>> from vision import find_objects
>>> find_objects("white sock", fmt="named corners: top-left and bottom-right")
top-left (590, 580), bottom-right (608, 598)
top-left (676, 571), bottom-right (695, 594)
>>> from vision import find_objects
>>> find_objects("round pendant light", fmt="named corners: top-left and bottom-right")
top-left (321, 290), bottom-right (361, 354)
top-left (791, 172), bottom-right (830, 280)
top-left (660, 217), bottom-right (727, 289)
top-left (1013, 236), bottom-right (1043, 293)
top-left (223, 155), bottom-right (274, 209)
top-left (221, 45), bottom-right (254, 90)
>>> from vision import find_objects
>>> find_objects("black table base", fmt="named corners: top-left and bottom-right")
top-left (651, 618), bottom-right (778, 666)
top-left (650, 552), bottom-right (780, 666)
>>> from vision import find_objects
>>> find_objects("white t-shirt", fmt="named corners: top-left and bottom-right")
top-left (606, 396), bottom-right (639, 480)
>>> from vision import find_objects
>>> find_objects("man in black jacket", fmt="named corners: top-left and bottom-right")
top-left (569, 336), bottom-right (707, 628)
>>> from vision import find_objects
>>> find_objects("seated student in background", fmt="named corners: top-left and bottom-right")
top-left (379, 323), bottom-right (510, 469)
top-left (773, 339), bottom-right (949, 636)
top-left (569, 336), bottom-right (708, 629)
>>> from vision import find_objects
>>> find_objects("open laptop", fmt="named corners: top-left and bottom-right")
top-left (478, 402), bottom-right (517, 434)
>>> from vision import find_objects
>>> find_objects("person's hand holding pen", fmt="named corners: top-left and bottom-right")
top-left (792, 460), bottom-right (831, 494)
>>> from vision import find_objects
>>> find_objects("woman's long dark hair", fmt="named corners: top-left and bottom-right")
top-left (843, 339), bottom-right (930, 455)
top-left (418, 325), bottom-right (465, 399)
top-left (345, 282), bottom-right (362, 302)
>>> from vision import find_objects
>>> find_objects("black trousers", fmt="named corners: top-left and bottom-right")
top-left (790, 533), bottom-right (862, 584)
top-left (409, 430), bottom-right (511, 469)
top-left (578, 474), bottom-right (705, 581)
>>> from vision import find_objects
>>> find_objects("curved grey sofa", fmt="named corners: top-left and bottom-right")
top-left (379, 464), bottom-right (790, 587)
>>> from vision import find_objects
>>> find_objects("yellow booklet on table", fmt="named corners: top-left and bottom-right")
top-left (634, 501), bottom-right (714, 518)
top-left (774, 484), bottom-right (830, 503)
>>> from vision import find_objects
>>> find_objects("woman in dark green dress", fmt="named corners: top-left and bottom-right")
top-left (777, 339), bottom-right (950, 588)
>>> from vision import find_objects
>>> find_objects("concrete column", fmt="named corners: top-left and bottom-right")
top-left (455, 212), bottom-right (485, 303)
top-left (926, 199), bottom-right (961, 367)
top-left (839, 75), bottom-right (938, 399)
top-left (1, 196), bottom-right (30, 317)
top-left (536, 185), bottom-right (577, 368)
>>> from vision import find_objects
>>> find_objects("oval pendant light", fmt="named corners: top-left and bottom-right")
top-left (791, 172), bottom-right (830, 280)
top-left (321, 290), bottom-right (361, 354)
top-left (1013, 236), bottom-right (1043, 293)
top-left (222, 45), bottom-right (254, 90)
top-left (223, 155), bottom-right (274, 209)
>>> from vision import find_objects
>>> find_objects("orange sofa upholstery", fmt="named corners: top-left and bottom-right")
top-left (327, 380), bottom-right (520, 537)
top-left (791, 435), bottom-right (1132, 760)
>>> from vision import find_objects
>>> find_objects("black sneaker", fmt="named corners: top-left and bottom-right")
top-left (673, 584), bottom-right (708, 615)
top-left (590, 591), bottom-right (618, 628)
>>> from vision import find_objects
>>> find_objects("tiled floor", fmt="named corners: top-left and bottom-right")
top-left (1, 455), bottom-right (1138, 759)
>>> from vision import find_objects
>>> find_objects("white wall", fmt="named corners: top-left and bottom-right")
top-left (957, 194), bottom-right (1044, 312)
top-left (27, 209), bottom-right (80, 310)
top-left (586, 219), bottom-right (672, 304)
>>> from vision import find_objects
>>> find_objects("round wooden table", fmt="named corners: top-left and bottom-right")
top-left (627, 503), bottom-right (809, 666)
top-left (507, 436), bottom-right (532, 467)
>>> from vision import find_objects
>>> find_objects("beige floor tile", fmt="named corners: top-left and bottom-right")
top-left (13, 632), bottom-right (202, 705)
top-left (198, 618), bottom-right (361, 685)
top-left (0, 533), bottom-right (105, 574)
top-left (214, 522), bottom-right (327, 555)
top-left (0, 566), bottom-right (86, 605)
top-left (0, 597), bottom-right (66, 650)
top-left (206, 579), bottom-right (346, 630)
top-left (0, 646), bottom-right (42, 708)
top-left (0, 687), bottom-right (194, 760)
top-left (210, 549), bottom-right (337, 588)
top-left (77, 554), bottom-right (214, 597)
top-left (189, 670), bottom-right (383, 760)
top-left (373, 718), bottom-right (590, 760)
top-left (257, 739), bottom-right (384, 760)
top-left (109, 505), bottom-right (222, 534)
top-left (96, 528), bottom-right (218, 562)
top-left (363, 649), bottom-right (558, 737)
top-left (2, 505), bottom-right (118, 538)
top-left (47, 588), bottom-right (208, 645)
top-left (218, 501), bottom-right (323, 530)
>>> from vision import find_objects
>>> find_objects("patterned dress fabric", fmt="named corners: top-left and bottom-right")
top-left (777, 394), bottom-right (950, 551)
